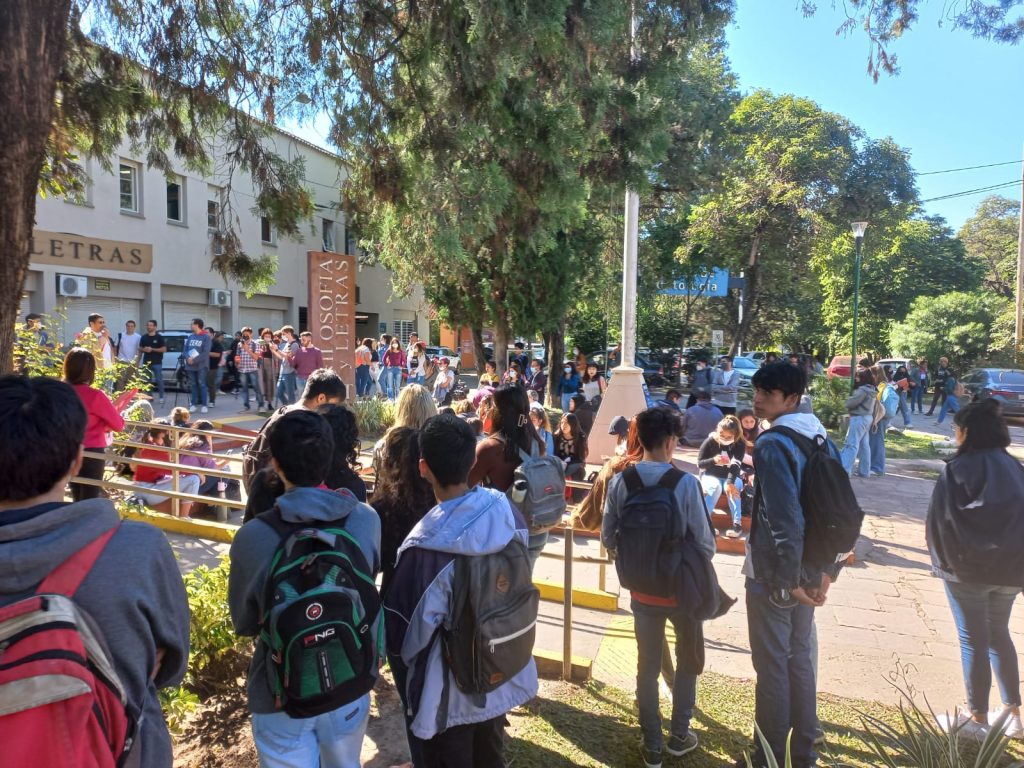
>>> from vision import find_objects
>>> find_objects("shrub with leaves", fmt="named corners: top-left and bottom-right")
top-left (810, 374), bottom-right (851, 430)
top-left (348, 397), bottom-right (396, 437)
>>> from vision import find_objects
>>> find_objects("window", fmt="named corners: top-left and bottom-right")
top-left (393, 320), bottom-right (414, 345)
top-left (207, 185), bottom-right (222, 229)
top-left (322, 219), bottom-right (335, 251)
top-left (260, 215), bottom-right (276, 245)
top-left (166, 175), bottom-right (185, 223)
top-left (119, 162), bottom-right (140, 213)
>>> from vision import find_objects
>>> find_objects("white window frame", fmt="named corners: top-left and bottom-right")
top-left (207, 185), bottom-right (222, 230)
top-left (322, 218), bottom-right (335, 252)
top-left (166, 174), bottom-right (186, 224)
top-left (393, 320), bottom-right (414, 346)
top-left (260, 215), bottom-right (277, 246)
top-left (119, 160), bottom-right (141, 215)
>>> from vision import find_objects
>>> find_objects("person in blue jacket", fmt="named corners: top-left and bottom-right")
top-left (558, 361), bottom-right (581, 413)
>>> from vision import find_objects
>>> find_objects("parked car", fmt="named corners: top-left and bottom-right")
top-left (731, 355), bottom-right (760, 385)
top-left (158, 331), bottom-right (191, 391)
top-left (425, 345), bottom-right (461, 374)
top-left (826, 355), bottom-right (853, 379)
top-left (956, 368), bottom-right (1024, 417)
top-left (587, 350), bottom-right (665, 386)
top-left (876, 358), bottom-right (911, 376)
top-left (741, 350), bottom-right (775, 363)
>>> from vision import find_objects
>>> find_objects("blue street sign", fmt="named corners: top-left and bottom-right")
top-left (657, 268), bottom-right (731, 297)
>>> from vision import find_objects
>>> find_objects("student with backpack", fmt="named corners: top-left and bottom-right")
top-left (384, 413), bottom-right (540, 767)
top-left (739, 362), bottom-right (862, 768)
top-left (228, 409), bottom-right (382, 768)
top-left (870, 365), bottom-right (900, 477)
top-left (0, 376), bottom-right (190, 768)
top-left (602, 407), bottom-right (717, 768)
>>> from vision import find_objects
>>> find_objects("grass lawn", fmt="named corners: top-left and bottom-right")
top-left (507, 673), bottom-right (1024, 767)
top-left (827, 428), bottom-right (940, 461)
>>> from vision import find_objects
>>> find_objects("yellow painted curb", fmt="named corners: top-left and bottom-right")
top-left (533, 648), bottom-right (593, 682)
top-left (534, 579), bottom-right (618, 612)
top-left (121, 509), bottom-right (236, 544)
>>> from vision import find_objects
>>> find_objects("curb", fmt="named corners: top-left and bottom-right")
top-left (533, 648), bottom-right (593, 682)
top-left (534, 579), bottom-right (618, 612)
top-left (121, 509), bottom-right (236, 543)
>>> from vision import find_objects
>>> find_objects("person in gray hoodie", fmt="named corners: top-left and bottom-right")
top-left (0, 375), bottom-right (189, 768)
top-left (839, 368), bottom-right (876, 479)
top-left (182, 317), bottom-right (213, 411)
top-left (384, 413), bottom-right (539, 767)
top-left (228, 409), bottom-right (382, 768)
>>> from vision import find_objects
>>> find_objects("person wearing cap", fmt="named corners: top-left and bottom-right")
top-left (433, 356), bottom-right (456, 405)
top-left (679, 388), bottom-right (723, 448)
top-left (608, 415), bottom-right (630, 456)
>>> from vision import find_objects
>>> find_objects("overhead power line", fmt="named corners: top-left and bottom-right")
top-left (919, 179), bottom-right (1020, 204)
top-left (919, 159), bottom-right (1023, 176)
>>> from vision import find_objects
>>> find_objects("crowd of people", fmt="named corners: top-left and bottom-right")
top-left (3, 318), bottom-right (1024, 768)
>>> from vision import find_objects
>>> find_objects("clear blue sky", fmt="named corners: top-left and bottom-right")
top-left (285, 4), bottom-right (1023, 230)
top-left (725, 3), bottom-right (1023, 230)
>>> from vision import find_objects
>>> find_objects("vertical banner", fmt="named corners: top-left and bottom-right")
top-left (307, 251), bottom-right (356, 394)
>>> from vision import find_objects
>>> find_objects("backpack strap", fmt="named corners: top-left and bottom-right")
top-left (657, 466), bottom-right (685, 491)
top-left (767, 425), bottom-right (822, 458)
top-left (622, 465), bottom-right (644, 493)
top-left (37, 524), bottom-right (119, 597)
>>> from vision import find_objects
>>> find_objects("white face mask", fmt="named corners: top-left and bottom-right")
top-left (564, 367), bottom-right (572, 374)
top-left (718, 436), bottom-right (734, 446)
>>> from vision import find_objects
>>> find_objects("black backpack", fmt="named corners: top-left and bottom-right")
top-left (767, 426), bottom-right (865, 568)
top-left (613, 466), bottom-right (685, 598)
top-left (259, 507), bottom-right (381, 718)
top-left (442, 537), bottom-right (539, 694)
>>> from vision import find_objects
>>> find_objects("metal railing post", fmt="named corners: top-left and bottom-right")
top-left (562, 518), bottom-right (573, 682)
top-left (598, 539), bottom-right (607, 594)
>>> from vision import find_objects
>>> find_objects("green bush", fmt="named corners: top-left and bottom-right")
top-left (349, 397), bottom-right (396, 436)
top-left (810, 374), bottom-right (850, 430)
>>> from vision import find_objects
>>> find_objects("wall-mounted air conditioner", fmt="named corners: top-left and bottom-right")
top-left (57, 274), bottom-right (88, 298)
top-left (208, 289), bottom-right (232, 307)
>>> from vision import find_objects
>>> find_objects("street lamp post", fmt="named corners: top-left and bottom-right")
top-left (849, 221), bottom-right (869, 390)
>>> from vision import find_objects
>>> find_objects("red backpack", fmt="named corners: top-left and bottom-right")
top-left (0, 525), bottom-right (137, 768)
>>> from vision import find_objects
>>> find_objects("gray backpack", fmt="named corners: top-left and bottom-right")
top-left (508, 446), bottom-right (567, 532)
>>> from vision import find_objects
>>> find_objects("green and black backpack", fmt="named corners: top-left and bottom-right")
top-left (259, 506), bottom-right (381, 718)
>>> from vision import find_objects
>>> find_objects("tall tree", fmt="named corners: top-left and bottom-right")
top-left (959, 195), bottom-right (1020, 299)
top-left (340, 0), bottom-right (733, 372)
top-left (889, 291), bottom-right (995, 367)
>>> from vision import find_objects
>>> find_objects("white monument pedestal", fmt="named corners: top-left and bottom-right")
top-left (588, 365), bottom-right (649, 460)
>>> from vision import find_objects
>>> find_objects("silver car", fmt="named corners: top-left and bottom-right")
top-left (957, 368), bottom-right (1024, 417)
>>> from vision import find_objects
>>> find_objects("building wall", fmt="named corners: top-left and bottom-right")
top-left (25, 128), bottom-right (429, 346)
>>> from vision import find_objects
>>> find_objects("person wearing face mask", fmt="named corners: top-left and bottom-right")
top-left (697, 415), bottom-right (746, 538)
top-left (558, 361), bottom-right (582, 414)
top-left (528, 360), bottom-right (548, 402)
top-left (382, 337), bottom-right (407, 400)
top-left (686, 358), bottom-right (713, 409)
top-left (235, 327), bottom-right (262, 413)
top-left (433, 357), bottom-right (456, 405)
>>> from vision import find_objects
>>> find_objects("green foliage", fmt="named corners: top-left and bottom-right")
top-left (889, 292), bottom-right (997, 369)
top-left (348, 398), bottom-right (396, 437)
top-left (810, 374), bottom-right (850, 429)
top-left (959, 196), bottom-right (1020, 300)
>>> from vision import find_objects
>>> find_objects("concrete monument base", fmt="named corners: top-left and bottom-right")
top-left (588, 365), bottom-right (649, 460)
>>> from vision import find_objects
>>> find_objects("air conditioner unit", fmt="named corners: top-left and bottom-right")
top-left (57, 274), bottom-right (88, 298)
top-left (208, 289), bottom-right (232, 307)
top-left (211, 231), bottom-right (225, 256)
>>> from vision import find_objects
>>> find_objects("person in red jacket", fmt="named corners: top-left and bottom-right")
top-left (63, 348), bottom-right (125, 501)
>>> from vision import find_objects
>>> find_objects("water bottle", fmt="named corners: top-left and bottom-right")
top-left (510, 478), bottom-right (528, 505)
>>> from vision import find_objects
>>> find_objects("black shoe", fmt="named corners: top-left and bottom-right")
top-left (639, 743), bottom-right (662, 768)
top-left (666, 731), bottom-right (698, 757)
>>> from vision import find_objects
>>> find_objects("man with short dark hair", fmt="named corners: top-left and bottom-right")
top-left (926, 355), bottom-right (952, 417)
top-left (679, 389), bottom-right (722, 447)
top-left (711, 356), bottom-right (739, 416)
top-left (658, 389), bottom-right (683, 411)
top-left (242, 368), bottom-right (347, 492)
top-left (569, 393), bottom-right (594, 435)
top-left (234, 326), bottom-right (261, 413)
top-left (290, 331), bottom-right (324, 394)
top-left (740, 363), bottom-right (842, 768)
top-left (183, 318), bottom-right (212, 413)
top-left (271, 326), bottom-right (300, 406)
top-left (229, 409), bottom-right (381, 767)
top-left (384, 413), bottom-right (538, 766)
top-left (75, 312), bottom-right (114, 370)
top-left (139, 320), bottom-right (168, 404)
top-left (0, 375), bottom-right (189, 767)
top-left (512, 341), bottom-right (531, 375)
top-left (602, 406), bottom-right (715, 768)
top-left (23, 312), bottom-right (52, 350)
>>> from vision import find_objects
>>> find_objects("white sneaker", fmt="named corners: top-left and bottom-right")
top-left (188, 405), bottom-right (197, 413)
top-left (159, 398), bottom-right (165, 405)
top-left (936, 711), bottom-right (989, 739)
top-left (201, 406), bottom-right (208, 414)
top-left (988, 710), bottom-right (1024, 738)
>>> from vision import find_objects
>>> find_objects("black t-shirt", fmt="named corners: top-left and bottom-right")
top-left (210, 340), bottom-right (224, 365)
top-left (139, 333), bottom-right (166, 365)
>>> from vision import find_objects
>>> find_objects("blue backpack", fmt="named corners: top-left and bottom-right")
top-left (880, 384), bottom-right (900, 419)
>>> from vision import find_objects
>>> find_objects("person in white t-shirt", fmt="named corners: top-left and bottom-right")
top-left (117, 320), bottom-right (142, 364)
top-left (711, 355), bottom-right (740, 416)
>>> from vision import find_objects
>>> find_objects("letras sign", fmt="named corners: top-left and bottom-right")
top-left (307, 251), bottom-right (356, 392)
top-left (29, 230), bottom-right (153, 273)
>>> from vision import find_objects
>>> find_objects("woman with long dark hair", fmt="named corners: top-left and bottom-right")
top-left (555, 412), bottom-right (588, 481)
top-left (369, 426), bottom-right (436, 593)
top-left (317, 403), bottom-right (368, 501)
top-left (927, 399), bottom-right (1024, 738)
top-left (64, 348), bottom-right (124, 501)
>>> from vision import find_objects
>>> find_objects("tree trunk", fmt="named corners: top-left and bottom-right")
top-left (543, 322), bottom-right (565, 409)
top-left (730, 235), bottom-right (761, 354)
top-left (469, 325), bottom-right (488, 375)
top-left (0, 0), bottom-right (71, 374)
top-left (492, 321), bottom-right (510, 376)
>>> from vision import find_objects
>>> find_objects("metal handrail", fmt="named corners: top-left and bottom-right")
top-left (123, 419), bottom-right (258, 443)
top-left (110, 437), bottom-right (244, 464)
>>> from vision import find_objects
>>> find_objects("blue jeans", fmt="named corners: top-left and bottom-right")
top-left (840, 414), bottom-right (872, 477)
top-left (384, 366), bottom-right (403, 399)
top-left (632, 600), bottom-right (698, 752)
top-left (898, 391), bottom-right (912, 426)
top-left (296, 376), bottom-right (307, 399)
top-left (701, 474), bottom-right (743, 526)
top-left (239, 371), bottom-right (261, 408)
top-left (276, 372), bottom-right (297, 405)
top-left (207, 366), bottom-right (224, 402)
top-left (944, 581), bottom-right (1021, 715)
top-left (146, 363), bottom-right (164, 399)
top-left (746, 581), bottom-right (817, 768)
top-left (527, 531), bottom-right (548, 571)
top-left (355, 364), bottom-right (371, 397)
top-left (870, 417), bottom-right (889, 475)
top-left (186, 368), bottom-right (209, 407)
top-left (937, 393), bottom-right (961, 423)
top-left (911, 386), bottom-right (924, 412)
top-left (251, 694), bottom-right (369, 768)
top-left (560, 393), bottom-right (572, 413)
